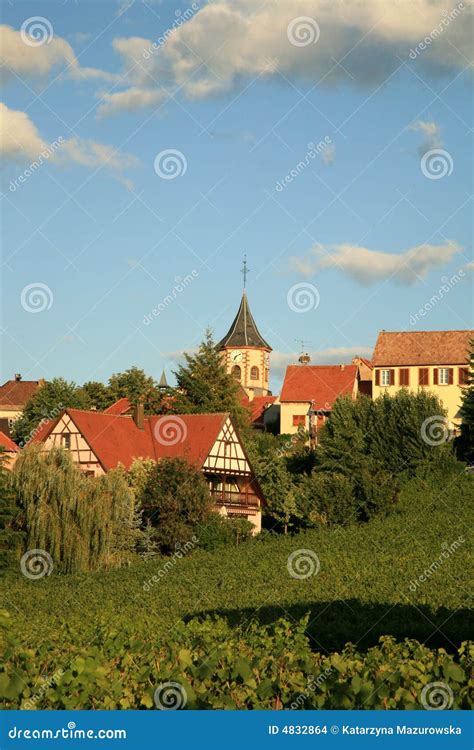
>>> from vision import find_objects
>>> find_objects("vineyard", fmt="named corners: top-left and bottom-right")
top-left (1, 472), bottom-right (473, 709)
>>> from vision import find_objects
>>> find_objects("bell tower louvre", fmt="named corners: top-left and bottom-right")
top-left (217, 258), bottom-right (272, 399)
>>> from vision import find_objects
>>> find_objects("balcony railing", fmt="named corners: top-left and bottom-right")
top-left (211, 490), bottom-right (259, 508)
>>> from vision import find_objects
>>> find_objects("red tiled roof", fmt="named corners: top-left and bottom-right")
top-left (0, 380), bottom-right (43, 408)
top-left (32, 409), bottom-right (229, 471)
top-left (372, 330), bottom-right (473, 366)
top-left (241, 395), bottom-right (277, 423)
top-left (280, 364), bottom-right (358, 408)
top-left (104, 397), bottom-right (132, 415)
top-left (0, 431), bottom-right (19, 452)
top-left (149, 414), bottom-right (227, 466)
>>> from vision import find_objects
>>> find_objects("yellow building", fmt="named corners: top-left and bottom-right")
top-left (0, 374), bottom-right (44, 433)
top-left (218, 288), bottom-right (272, 400)
top-left (372, 330), bottom-right (472, 424)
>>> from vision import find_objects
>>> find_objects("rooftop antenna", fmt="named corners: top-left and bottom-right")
top-left (295, 338), bottom-right (311, 354)
top-left (241, 255), bottom-right (250, 289)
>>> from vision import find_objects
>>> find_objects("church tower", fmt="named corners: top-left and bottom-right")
top-left (217, 259), bottom-right (272, 399)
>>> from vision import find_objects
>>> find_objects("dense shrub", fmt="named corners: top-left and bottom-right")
top-left (197, 514), bottom-right (255, 551)
top-left (141, 457), bottom-right (213, 553)
top-left (296, 472), bottom-right (357, 526)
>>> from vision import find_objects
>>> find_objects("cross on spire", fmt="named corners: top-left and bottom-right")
top-left (241, 256), bottom-right (250, 289)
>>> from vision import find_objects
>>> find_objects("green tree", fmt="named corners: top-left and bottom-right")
top-left (108, 367), bottom-right (159, 410)
top-left (80, 381), bottom-right (115, 411)
top-left (141, 457), bottom-right (213, 553)
top-left (173, 330), bottom-right (249, 429)
top-left (457, 339), bottom-right (474, 463)
top-left (296, 471), bottom-right (357, 526)
top-left (12, 378), bottom-right (90, 446)
top-left (0, 449), bottom-right (23, 571)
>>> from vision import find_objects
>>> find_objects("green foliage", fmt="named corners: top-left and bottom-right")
top-left (0, 451), bottom-right (23, 572)
top-left (79, 381), bottom-right (115, 411)
top-left (11, 447), bottom-right (142, 572)
top-left (12, 378), bottom-right (90, 446)
top-left (197, 513), bottom-right (254, 551)
top-left (296, 472), bottom-right (357, 526)
top-left (108, 367), bottom-right (160, 411)
top-left (173, 329), bottom-right (250, 429)
top-left (457, 338), bottom-right (474, 463)
top-left (0, 608), bottom-right (471, 709)
top-left (141, 457), bottom-right (213, 553)
top-left (4, 469), bottom-right (469, 653)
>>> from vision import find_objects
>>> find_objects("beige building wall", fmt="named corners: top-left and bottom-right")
top-left (372, 364), bottom-right (467, 424)
top-left (221, 346), bottom-right (270, 398)
top-left (280, 401), bottom-right (310, 435)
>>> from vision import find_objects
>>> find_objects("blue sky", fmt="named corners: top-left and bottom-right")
top-left (1, 0), bottom-right (472, 392)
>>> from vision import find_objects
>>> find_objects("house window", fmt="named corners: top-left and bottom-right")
top-left (459, 367), bottom-right (469, 385)
top-left (419, 368), bottom-right (429, 386)
top-left (380, 369), bottom-right (392, 386)
top-left (293, 415), bottom-right (306, 427)
top-left (62, 433), bottom-right (71, 449)
top-left (7, 418), bottom-right (14, 429)
top-left (250, 366), bottom-right (259, 380)
top-left (231, 365), bottom-right (241, 380)
top-left (399, 368), bottom-right (409, 386)
top-left (438, 368), bottom-right (450, 385)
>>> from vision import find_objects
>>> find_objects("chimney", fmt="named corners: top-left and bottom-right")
top-left (133, 403), bottom-right (144, 430)
top-left (38, 378), bottom-right (45, 386)
top-left (14, 373), bottom-right (22, 382)
top-left (340, 364), bottom-right (345, 371)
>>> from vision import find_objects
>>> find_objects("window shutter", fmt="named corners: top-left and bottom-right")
top-left (400, 368), bottom-right (409, 386)
top-left (433, 368), bottom-right (438, 385)
top-left (448, 368), bottom-right (453, 385)
top-left (375, 370), bottom-right (380, 386)
top-left (459, 367), bottom-right (468, 385)
top-left (390, 369), bottom-right (395, 386)
top-left (418, 368), bottom-right (422, 385)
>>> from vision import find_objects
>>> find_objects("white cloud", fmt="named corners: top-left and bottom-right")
top-left (111, 0), bottom-right (473, 101)
top-left (97, 86), bottom-right (167, 118)
top-left (410, 119), bottom-right (442, 155)
top-left (289, 240), bottom-right (462, 285)
top-left (0, 102), bottom-right (138, 186)
top-left (0, 24), bottom-right (115, 84)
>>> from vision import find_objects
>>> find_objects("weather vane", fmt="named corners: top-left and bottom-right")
top-left (241, 255), bottom-right (250, 289)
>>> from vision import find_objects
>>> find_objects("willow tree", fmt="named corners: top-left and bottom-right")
top-left (12, 446), bottom-right (139, 573)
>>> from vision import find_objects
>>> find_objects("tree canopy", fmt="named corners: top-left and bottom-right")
top-left (173, 330), bottom-right (250, 429)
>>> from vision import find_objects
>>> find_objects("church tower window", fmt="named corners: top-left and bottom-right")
top-left (231, 365), bottom-right (241, 380)
top-left (250, 366), bottom-right (259, 380)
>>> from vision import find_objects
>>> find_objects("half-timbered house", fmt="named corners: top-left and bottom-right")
top-left (32, 406), bottom-right (263, 532)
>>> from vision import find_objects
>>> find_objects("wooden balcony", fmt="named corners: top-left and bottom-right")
top-left (211, 489), bottom-right (259, 509)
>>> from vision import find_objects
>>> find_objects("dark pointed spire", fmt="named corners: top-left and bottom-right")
top-left (158, 369), bottom-right (168, 389)
top-left (217, 292), bottom-right (271, 350)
